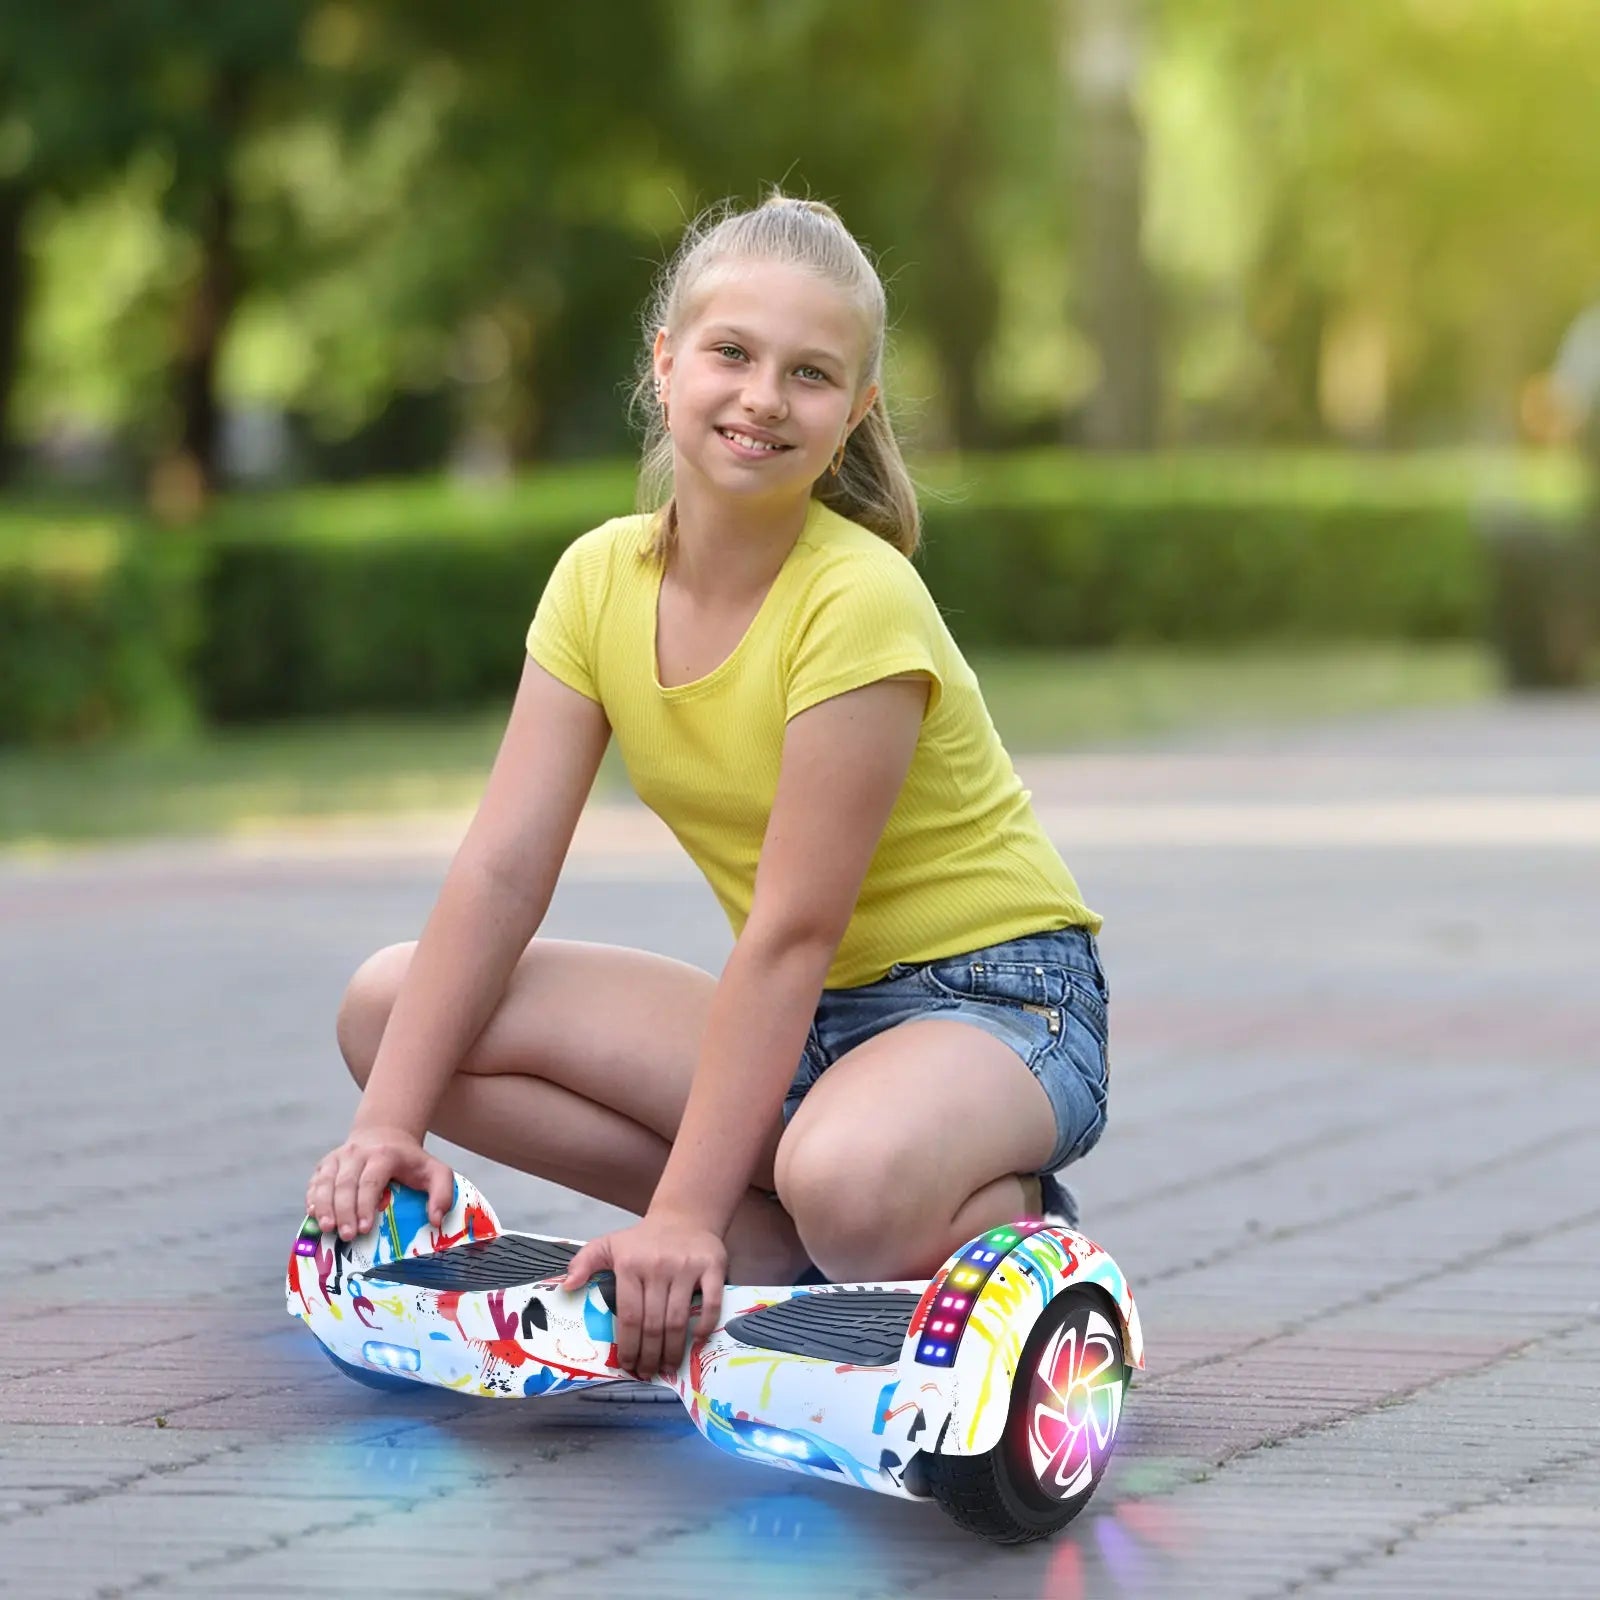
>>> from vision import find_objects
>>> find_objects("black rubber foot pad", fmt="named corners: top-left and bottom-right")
top-left (725, 1290), bottom-right (919, 1366)
top-left (364, 1234), bottom-right (580, 1291)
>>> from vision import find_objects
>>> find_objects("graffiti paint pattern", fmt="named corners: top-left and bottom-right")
top-left (290, 1171), bottom-right (1141, 1507)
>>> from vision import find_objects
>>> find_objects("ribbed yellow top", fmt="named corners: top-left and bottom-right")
top-left (526, 498), bottom-right (1099, 988)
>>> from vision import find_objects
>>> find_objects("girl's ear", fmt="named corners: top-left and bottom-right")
top-left (652, 326), bottom-right (673, 385)
top-left (849, 381), bottom-right (880, 431)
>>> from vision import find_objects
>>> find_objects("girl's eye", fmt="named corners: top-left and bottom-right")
top-left (713, 345), bottom-right (828, 383)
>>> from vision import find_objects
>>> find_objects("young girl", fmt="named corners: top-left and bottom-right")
top-left (305, 192), bottom-right (1109, 1386)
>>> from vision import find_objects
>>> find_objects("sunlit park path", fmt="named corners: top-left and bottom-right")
top-left (3, 695), bottom-right (1598, 1599)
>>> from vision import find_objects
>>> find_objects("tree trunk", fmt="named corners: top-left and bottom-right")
top-left (1249, 217), bottom-right (1327, 442)
top-left (0, 181), bottom-right (29, 488)
top-left (1064, 0), bottom-right (1160, 448)
top-left (923, 109), bottom-right (1001, 449)
top-left (157, 68), bottom-right (247, 514)
top-left (175, 182), bottom-right (236, 495)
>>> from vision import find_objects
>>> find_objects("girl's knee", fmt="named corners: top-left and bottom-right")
top-left (774, 1132), bottom-right (927, 1282)
top-left (335, 942), bottom-right (413, 1086)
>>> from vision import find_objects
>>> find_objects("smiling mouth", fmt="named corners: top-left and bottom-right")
top-left (716, 427), bottom-right (792, 454)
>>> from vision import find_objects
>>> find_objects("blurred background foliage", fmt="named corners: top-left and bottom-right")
top-left (7, 0), bottom-right (1599, 479)
top-left (2, 0), bottom-right (1599, 760)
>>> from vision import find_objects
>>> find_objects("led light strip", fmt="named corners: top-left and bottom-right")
top-left (915, 1218), bottom-right (1050, 1367)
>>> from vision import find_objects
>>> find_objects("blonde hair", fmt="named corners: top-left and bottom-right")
top-left (630, 190), bottom-right (921, 560)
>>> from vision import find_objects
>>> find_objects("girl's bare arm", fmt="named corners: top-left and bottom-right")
top-left (353, 659), bottom-right (608, 1130)
top-left (651, 673), bottom-right (932, 1232)
top-left (311, 658), bottom-right (609, 1236)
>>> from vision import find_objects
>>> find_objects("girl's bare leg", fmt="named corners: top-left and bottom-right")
top-left (773, 1018), bottom-right (1060, 1284)
top-left (337, 938), bottom-right (809, 1285)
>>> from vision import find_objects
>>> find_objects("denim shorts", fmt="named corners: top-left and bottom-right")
top-left (782, 925), bottom-right (1110, 1173)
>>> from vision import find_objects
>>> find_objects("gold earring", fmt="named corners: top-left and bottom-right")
top-left (829, 438), bottom-right (846, 476)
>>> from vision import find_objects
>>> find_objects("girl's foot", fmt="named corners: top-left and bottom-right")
top-left (1019, 1171), bottom-right (1082, 1229)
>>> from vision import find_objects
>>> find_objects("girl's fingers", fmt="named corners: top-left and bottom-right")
top-left (355, 1162), bottom-right (390, 1236)
top-left (696, 1263), bottom-right (724, 1339)
top-left (660, 1276), bottom-right (696, 1374)
top-left (428, 1163), bottom-right (455, 1227)
top-left (306, 1172), bottom-right (325, 1228)
top-left (309, 1158), bottom-right (336, 1231)
top-left (637, 1273), bottom-right (669, 1379)
top-left (614, 1269), bottom-right (643, 1373)
top-left (332, 1154), bottom-right (363, 1240)
top-left (561, 1235), bottom-right (608, 1293)
top-left (307, 1140), bottom-right (439, 1238)
top-left (561, 1245), bottom-right (593, 1288)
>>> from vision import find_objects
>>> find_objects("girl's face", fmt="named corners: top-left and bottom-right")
top-left (653, 260), bottom-right (879, 505)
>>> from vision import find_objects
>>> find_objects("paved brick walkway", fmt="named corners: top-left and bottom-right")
top-left (3, 697), bottom-right (1597, 1598)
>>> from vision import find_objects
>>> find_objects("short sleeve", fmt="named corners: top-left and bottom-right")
top-left (525, 534), bottom-right (601, 702)
top-left (783, 551), bottom-right (944, 722)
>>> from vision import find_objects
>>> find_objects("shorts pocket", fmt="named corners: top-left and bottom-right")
top-left (922, 955), bottom-right (1106, 1046)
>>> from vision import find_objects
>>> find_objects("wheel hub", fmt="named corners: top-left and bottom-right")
top-left (1024, 1307), bottom-right (1124, 1500)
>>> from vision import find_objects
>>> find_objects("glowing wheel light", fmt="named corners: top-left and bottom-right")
top-left (1023, 1307), bottom-right (1124, 1501)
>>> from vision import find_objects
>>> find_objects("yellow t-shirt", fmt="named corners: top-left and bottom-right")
top-left (525, 497), bottom-right (1099, 988)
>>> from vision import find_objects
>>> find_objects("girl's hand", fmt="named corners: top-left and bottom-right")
top-left (562, 1214), bottom-right (726, 1380)
top-left (305, 1124), bottom-right (455, 1242)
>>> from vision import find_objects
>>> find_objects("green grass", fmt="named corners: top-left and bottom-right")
top-left (0, 643), bottom-right (1495, 850)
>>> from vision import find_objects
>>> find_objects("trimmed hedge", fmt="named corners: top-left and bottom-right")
top-left (0, 451), bottom-right (1583, 742)
top-left (918, 495), bottom-right (1479, 648)
top-left (191, 467), bottom-right (637, 719)
top-left (196, 531), bottom-right (571, 718)
top-left (0, 518), bottom-right (198, 743)
top-left (911, 449), bottom-right (1578, 648)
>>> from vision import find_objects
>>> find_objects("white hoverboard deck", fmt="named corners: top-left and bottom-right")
top-left (289, 1171), bottom-right (1143, 1538)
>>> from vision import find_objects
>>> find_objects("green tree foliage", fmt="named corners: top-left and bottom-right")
top-left (6, 0), bottom-right (1600, 478)
top-left (3, 1), bottom-right (315, 495)
top-left (0, 2), bottom-right (155, 481)
top-left (273, 0), bottom-right (680, 463)
top-left (1166, 0), bottom-right (1600, 442)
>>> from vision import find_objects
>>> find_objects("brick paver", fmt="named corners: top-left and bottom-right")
top-left (3, 697), bottom-right (1597, 1598)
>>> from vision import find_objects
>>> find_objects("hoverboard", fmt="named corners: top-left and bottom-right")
top-left (288, 1171), bottom-right (1143, 1544)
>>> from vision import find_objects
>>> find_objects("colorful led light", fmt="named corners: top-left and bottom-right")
top-left (916, 1225), bottom-right (1041, 1368)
